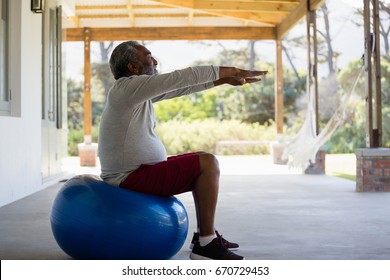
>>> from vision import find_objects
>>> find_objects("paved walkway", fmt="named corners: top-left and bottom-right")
top-left (1, 156), bottom-right (390, 260)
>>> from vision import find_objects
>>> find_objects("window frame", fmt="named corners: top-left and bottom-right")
top-left (0, 0), bottom-right (10, 115)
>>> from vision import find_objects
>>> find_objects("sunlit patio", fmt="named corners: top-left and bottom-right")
top-left (1, 156), bottom-right (389, 260)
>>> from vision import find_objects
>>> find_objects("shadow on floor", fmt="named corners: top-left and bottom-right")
top-left (1, 157), bottom-right (389, 260)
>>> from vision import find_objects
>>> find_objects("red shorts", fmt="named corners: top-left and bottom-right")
top-left (119, 153), bottom-right (201, 197)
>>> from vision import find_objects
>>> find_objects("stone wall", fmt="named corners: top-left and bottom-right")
top-left (355, 148), bottom-right (390, 192)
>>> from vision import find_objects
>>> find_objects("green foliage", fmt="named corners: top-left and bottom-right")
top-left (218, 64), bottom-right (305, 124)
top-left (68, 125), bottom-right (100, 156)
top-left (67, 128), bottom-right (84, 156)
top-left (383, 106), bottom-right (390, 147)
top-left (326, 122), bottom-right (365, 153)
top-left (154, 59), bottom-right (305, 125)
top-left (325, 59), bottom-right (390, 152)
top-left (156, 119), bottom-right (276, 155)
top-left (154, 89), bottom-right (219, 121)
top-left (66, 42), bottom-right (390, 158)
top-left (67, 75), bottom-right (105, 155)
top-left (67, 79), bottom-right (84, 130)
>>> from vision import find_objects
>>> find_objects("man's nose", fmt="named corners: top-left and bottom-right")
top-left (152, 57), bottom-right (158, 65)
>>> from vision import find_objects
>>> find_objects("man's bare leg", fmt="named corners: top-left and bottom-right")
top-left (192, 152), bottom-right (220, 236)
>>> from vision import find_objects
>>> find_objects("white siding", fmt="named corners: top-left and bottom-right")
top-left (0, 0), bottom-right (66, 207)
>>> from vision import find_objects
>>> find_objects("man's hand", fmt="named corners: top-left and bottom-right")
top-left (219, 66), bottom-right (268, 80)
top-left (214, 76), bottom-right (262, 86)
top-left (214, 67), bottom-right (268, 86)
top-left (227, 76), bottom-right (263, 86)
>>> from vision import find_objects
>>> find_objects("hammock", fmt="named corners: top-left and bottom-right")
top-left (281, 66), bottom-right (364, 171)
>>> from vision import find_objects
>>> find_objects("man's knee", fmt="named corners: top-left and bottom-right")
top-left (198, 152), bottom-right (220, 174)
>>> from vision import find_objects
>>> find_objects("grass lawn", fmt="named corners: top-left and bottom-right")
top-left (325, 153), bottom-right (356, 181)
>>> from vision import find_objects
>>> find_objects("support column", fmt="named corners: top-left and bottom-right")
top-left (78, 27), bottom-right (97, 166)
top-left (364, 0), bottom-right (382, 148)
top-left (275, 40), bottom-right (284, 135)
top-left (373, 0), bottom-right (382, 147)
top-left (304, 6), bottom-right (325, 174)
top-left (306, 9), bottom-right (319, 135)
top-left (83, 27), bottom-right (92, 143)
top-left (356, 0), bottom-right (389, 192)
top-left (271, 40), bottom-right (287, 164)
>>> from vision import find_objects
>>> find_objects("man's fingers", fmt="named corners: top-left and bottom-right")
top-left (253, 70), bottom-right (268, 76)
top-left (240, 69), bottom-right (268, 77)
top-left (245, 77), bottom-right (262, 83)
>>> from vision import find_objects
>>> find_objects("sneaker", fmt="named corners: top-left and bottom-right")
top-left (190, 236), bottom-right (244, 260)
top-left (189, 231), bottom-right (239, 251)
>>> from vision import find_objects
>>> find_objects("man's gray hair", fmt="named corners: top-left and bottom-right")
top-left (109, 41), bottom-right (141, 80)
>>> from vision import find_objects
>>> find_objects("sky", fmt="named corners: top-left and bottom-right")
top-left (63, 0), bottom-right (369, 81)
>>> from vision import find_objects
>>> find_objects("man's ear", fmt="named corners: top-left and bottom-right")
top-left (127, 62), bottom-right (140, 75)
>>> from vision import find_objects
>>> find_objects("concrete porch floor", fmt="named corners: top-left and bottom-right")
top-left (1, 156), bottom-right (390, 260)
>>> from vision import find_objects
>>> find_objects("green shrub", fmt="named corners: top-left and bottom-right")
top-left (156, 119), bottom-right (276, 155)
top-left (68, 125), bottom-right (100, 156)
top-left (67, 116), bottom-right (379, 157)
top-left (68, 129), bottom-right (84, 156)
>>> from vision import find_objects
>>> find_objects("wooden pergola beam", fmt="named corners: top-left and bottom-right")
top-left (152, 0), bottom-right (300, 10)
top-left (75, 2), bottom-right (300, 12)
top-left (65, 26), bottom-right (276, 41)
top-left (194, 2), bottom-right (297, 13)
top-left (276, 0), bottom-right (325, 40)
top-left (151, 0), bottom-right (292, 25)
top-left (69, 1), bottom-right (306, 30)
top-left (73, 11), bottom-right (283, 26)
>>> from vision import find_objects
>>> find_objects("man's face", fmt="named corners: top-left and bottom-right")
top-left (134, 45), bottom-right (158, 75)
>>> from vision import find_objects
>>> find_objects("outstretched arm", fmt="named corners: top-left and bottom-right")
top-left (214, 67), bottom-right (268, 86)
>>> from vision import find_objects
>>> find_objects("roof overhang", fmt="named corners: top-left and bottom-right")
top-left (63, 0), bottom-right (325, 41)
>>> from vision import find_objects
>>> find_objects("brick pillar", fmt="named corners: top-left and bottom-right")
top-left (355, 148), bottom-right (390, 192)
top-left (304, 150), bottom-right (326, 175)
top-left (270, 141), bottom-right (288, 165)
top-left (78, 143), bottom-right (98, 167)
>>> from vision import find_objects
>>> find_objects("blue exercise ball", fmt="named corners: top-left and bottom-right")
top-left (50, 175), bottom-right (188, 260)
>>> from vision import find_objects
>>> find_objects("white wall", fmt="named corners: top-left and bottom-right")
top-left (0, 0), bottom-right (62, 207)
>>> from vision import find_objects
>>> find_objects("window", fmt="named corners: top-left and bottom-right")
top-left (42, 6), bottom-right (62, 128)
top-left (0, 0), bottom-right (10, 114)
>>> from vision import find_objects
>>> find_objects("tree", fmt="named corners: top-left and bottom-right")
top-left (249, 40), bottom-right (256, 70)
top-left (318, 3), bottom-right (337, 75)
top-left (330, 58), bottom-right (390, 150)
top-left (282, 41), bottom-right (302, 82)
top-left (153, 45), bottom-right (304, 125)
top-left (93, 42), bottom-right (115, 100)
top-left (283, 3), bottom-right (339, 77)
top-left (379, 1), bottom-right (390, 57)
top-left (352, 0), bottom-right (390, 61)
top-left (281, 3), bottom-right (342, 123)
top-left (67, 79), bottom-right (84, 130)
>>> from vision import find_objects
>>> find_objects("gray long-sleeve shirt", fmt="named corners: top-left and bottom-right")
top-left (99, 65), bottom-right (220, 186)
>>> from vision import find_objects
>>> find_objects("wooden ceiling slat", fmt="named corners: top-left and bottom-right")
top-left (65, 26), bottom-right (275, 41)
top-left (77, 13), bottom-right (223, 19)
top-left (195, 0), bottom-right (300, 2)
top-left (76, 12), bottom-right (282, 22)
top-left (195, 1), bottom-right (298, 13)
top-left (76, 5), bottom-right (173, 11)
top-left (64, 0), bottom-right (325, 41)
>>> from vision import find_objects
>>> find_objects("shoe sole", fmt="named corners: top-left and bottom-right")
top-left (190, 252), bottom-right (212, 260)
top-left (190, 252), bottom-right (245, 260)
top-left (190, 244), bottom-right (239, 251)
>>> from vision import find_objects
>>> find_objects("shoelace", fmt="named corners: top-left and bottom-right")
top-left (215, 234), bottom-right (228, 249)
top-left (215, 231), bottom-right (229, 245)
